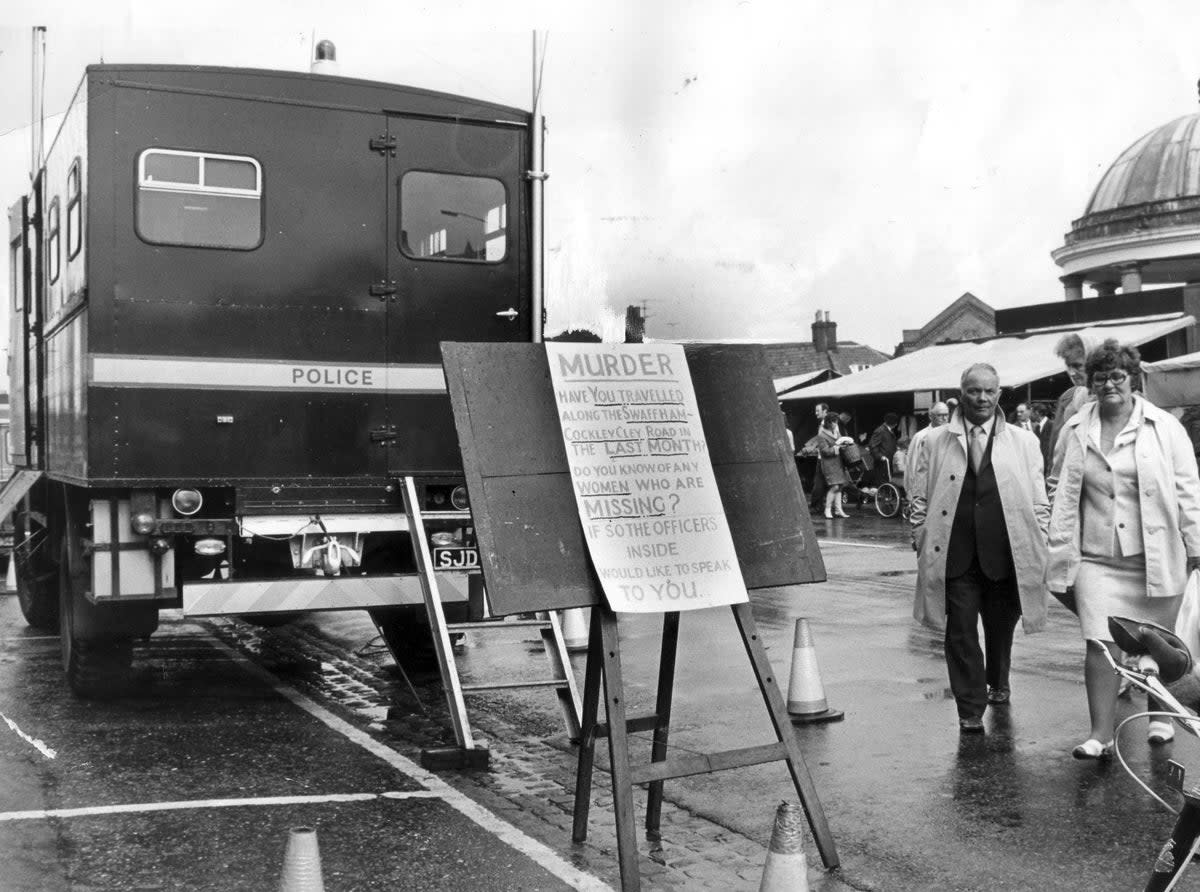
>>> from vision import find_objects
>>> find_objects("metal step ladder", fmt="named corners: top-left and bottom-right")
top-left (395, 475), bottom-right (582, 769)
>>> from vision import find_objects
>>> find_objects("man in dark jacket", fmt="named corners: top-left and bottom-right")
top-left (868, 413), bottom-right (901, 485)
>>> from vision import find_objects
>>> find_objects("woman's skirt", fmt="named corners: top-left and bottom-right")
top-left (819, 455), bottom-right (848, 486)
top-left (1075, 555), bottom-right (1182, 642)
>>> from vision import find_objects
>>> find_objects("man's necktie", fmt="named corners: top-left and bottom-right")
top-left (970, 425), bottom-right (985, 472)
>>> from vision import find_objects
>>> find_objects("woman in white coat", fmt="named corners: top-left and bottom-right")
top-left (1047, 339), bottom-right (1200, 759)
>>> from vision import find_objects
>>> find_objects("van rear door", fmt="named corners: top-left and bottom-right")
top-left (384, 115), bottom-right (529, 475)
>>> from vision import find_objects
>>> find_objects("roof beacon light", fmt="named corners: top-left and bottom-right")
top-left (311, 40), bottom-right (339, 76)
top-left (172, 488), bottom-right (203, 516)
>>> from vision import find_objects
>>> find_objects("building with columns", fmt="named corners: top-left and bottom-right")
top-left (1051, 103), bottom-right (1200, 352)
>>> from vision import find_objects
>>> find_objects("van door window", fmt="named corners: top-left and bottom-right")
top-left (399, 171), bottom-right (506, 262)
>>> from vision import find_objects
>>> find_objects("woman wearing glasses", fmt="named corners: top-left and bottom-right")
top-left (1047, 339), bottom-right (1200, 759)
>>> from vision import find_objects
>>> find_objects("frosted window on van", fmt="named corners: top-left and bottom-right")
top-left (145, 153), bottom-right (199, 186)
top-left (400, 172), bottom-right (506, 263)
top-left (137, 149), bottom-right (262, 250)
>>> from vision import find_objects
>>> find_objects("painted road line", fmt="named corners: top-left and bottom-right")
top-left (0, 711), bottom-right (57, 759)
top-left (0, 791), bottom-right (438, 822)
top-left (819, 539), bottom-right (903, 550)
top-left (209, 638), bottom-right (616, 892)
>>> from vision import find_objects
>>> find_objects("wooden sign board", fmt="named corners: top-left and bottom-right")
top-left (441, 342), bottom-right (825, 616)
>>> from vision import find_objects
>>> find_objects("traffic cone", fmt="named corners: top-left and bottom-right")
top-left (560, 607), bottom-right (590, 652)
top-left (278, 826), bottom-right (325, 892)
top-left (4, 557), bottom-right (15, 592)
top-left (786, 618), bottom-right (844, 724)
top-left (759, 801), bottom-right (810, 891)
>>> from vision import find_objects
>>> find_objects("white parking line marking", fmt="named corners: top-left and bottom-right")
top-left (0, 790), bottom-right (438, 822)
top-left (0, 711), bottom-right (57, 759)
top-left (209, 639), bottom-right (615, 892)
top-left (819, 538), bottom-right (901, 549)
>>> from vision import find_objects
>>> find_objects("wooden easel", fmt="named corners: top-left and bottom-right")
top-left (572, 601), bottom-right (837, 892)
top-left (439, 342), bottom-right (834, 891)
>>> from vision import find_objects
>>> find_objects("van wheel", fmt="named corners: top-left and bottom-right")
top-left (60, 536), bottom-right (133, 699)
top-left (14, 508), bottom-right (59, 630)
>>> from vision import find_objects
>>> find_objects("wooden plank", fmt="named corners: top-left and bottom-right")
top-left (594, 715), bottom-right (660, 737)
top-left (629, 742), bottom-right (789, 786)
top-left (598, 606), bottom-right (642, 892)
top-left (571, 607), bottom-right (604, 844)
top-left (733, 601), bottom-right (839, 869)
top-left (645, 611), bottom-right (680, 833)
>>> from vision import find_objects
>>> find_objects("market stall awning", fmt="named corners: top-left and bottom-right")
top-left (1143, 348), bottom-right (1200, 407)
top-left (774, 368), bottom-right (836, 396)
top-left (784, 315), bottom-right (1195, 400)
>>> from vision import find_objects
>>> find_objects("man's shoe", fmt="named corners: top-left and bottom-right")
top-left (958, 716), bottom-right (985, 733)
top-left (987, 686), bottom-right (1010, 705)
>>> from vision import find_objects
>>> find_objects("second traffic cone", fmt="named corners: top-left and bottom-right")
top-left (560, 607), bottom-right (590, 652)
top-left (786, 618), bottom-right (844, 724)
top-left (4, 557), bottom-right (15, 592)
top-left (278, 826), bottom-right (325, 892)
top-left (759, 801), bottom-right (810, 892)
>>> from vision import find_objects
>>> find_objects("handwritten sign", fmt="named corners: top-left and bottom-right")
top-left (546, 343), bottom-right (747, 613)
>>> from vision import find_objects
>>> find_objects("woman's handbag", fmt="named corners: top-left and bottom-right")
top-left (1175, 570), bottom-right (1200, 659)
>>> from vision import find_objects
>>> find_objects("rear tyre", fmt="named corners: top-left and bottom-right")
top-left (14, 505), bottom-right (59, 631)
top-left (60, 529), bottom-right (134, 699)
top-left (875, 483), bottom-right (901, 519)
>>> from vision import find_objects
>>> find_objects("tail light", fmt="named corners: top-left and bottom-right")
top-left (172, 489), bottom-right (203, 515)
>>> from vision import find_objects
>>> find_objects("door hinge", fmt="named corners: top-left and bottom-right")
top-left (369, 281), bottom-right (398, 300)
top-left (369, 135), bottom-right (397, 156)
top-left (370, 424), bottom-right (399, 445)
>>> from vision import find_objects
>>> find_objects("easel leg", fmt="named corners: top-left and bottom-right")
top-left (597, 605), bottom-right (642, 892)
top-left (572, 606), bottom-right (604, 843)
top-left (645, 610), bottom-right (680, 836)
top-left (732, 601), bottom-right (839, 869)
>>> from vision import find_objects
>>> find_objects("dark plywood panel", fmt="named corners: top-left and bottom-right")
top-left (442, 342), bottom-right (825, 616)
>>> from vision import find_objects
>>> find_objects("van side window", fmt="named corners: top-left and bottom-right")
top-left (67, 159), bottom-right (82, 260)
top-left (47, 198), bottom-right (61, 284)
top-left (136, 148), bottom-right (262, 250)
top-left (399, 172), bottom-right (506, 262)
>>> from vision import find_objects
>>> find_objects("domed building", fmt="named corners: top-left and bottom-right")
top-left (785, 98), bottom-right (1200, 425)
top-left (1053, 110), bottom-right (1200, 304)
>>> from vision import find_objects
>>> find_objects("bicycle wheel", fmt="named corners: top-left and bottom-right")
top-left (875, 483), bottom-right (901, 518)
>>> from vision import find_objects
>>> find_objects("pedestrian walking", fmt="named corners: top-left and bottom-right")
top-left (1031, 402), bottom-right (1053, 471)
top-left (1045, 339), bottom-right (1200, 759)
top-left (1049, 332), bottom-right (1100, 456)
top-left (817, 415), bottom-right (850, 519)
top-left (909, 363), bottom-right (1050, 734)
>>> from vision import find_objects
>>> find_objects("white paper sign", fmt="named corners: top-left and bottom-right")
top-left (546, 343), bottom-right (748, 613)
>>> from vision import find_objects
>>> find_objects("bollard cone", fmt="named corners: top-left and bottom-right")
top-left (759, 801), bottom-right (810, 892)
top-left (4, 557), bottom-right (15, 592)
top-left (278, 826), bottom-right (326, 892)
top-left (560, 607), bottom-right (590, 652)
top-left (786, 618), bottom-right (844, 724)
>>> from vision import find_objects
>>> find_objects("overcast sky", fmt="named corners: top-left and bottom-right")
top-left (2, 0), bottom-right (1199, 354)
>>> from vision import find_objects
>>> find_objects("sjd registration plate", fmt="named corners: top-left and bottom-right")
top-left (433, 546), bottom-right (480, 571)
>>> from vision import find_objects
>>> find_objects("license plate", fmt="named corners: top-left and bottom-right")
top-left (433, 546), bottom-right (480, 570)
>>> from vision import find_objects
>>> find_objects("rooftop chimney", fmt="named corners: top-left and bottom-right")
top-left (812, 310), bottom-right (838, 353)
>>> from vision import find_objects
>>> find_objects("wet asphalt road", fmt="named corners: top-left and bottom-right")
top-left (0, 613), bottom-right (584, 891)
top-left (0, 508), bottom-right (1194, 890)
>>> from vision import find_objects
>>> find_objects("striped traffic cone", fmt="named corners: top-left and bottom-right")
top-left (560, 607), bottom-right (590, 653)
top-left (278, 826), bottom-right (325, 892)
top-left (759, 801), bottom-right (810, 891)
top-left (786, 618), bottom-right (844, 724)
